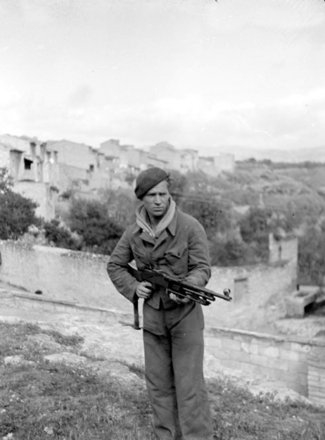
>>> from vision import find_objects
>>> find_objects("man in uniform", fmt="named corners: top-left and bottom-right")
top-left (107, 167), bottom-right (214, 440)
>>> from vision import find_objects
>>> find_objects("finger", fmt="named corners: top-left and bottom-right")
top-left (169, 293), bottom-right (190, 304)
top-left (169, 293), bottom-right (181, 303)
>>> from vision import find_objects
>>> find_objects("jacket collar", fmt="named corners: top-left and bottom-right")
top-left (133, 206), bottom-right (178, 238)
top-left (167, 209), bottom-right (177, 236)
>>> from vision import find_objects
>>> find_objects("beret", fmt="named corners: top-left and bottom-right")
top-left (134, 167), bottom-right (169, 199)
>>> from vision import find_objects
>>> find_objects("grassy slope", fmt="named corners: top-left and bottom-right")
top-left (0, 322), bottom-right (324, 440)
top-left (224, 165), bottom-right (325, 207)
top-left (211, 165), bottom-right (325, 235)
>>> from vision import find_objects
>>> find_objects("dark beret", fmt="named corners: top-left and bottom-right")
top-left (134, 167), bottom-right (169, 199)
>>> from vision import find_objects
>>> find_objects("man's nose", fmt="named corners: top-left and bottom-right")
top-left (154, 195), bottom-right (162, 204)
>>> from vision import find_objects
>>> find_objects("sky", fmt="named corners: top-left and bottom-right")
top-left (0, 0), bottom-right (324, 157)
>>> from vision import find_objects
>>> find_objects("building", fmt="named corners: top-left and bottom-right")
top-left (0, 134), bottom-right (59, 219)
top-left (99, 139), bottom-right (236, 176)
top-left (1, 133), bottom-right (237, 220)
top-left (99, 139), bottom-right (166, 176)
top-left (197, 153), bottom-right (235, 176)
top-left (149, 142), bottom-right (198, 173)
top-left (46, 139), bottom-right (96, 191)
top-left (149, 142), bottom-right (235, 175)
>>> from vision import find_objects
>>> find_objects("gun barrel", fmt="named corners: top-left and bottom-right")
top-left (181, 286), bottom-right (232, 303)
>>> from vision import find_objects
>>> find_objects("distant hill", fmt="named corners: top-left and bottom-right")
top-left (209, 161), bottom-right (325, 229)
top-left (202, 146), bottom-right (325, 163)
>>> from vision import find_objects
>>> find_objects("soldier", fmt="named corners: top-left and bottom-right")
top-left (107, 167), bottom-right (214, 440)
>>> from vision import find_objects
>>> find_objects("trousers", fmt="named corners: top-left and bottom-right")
top-left (143, 302), bottom-right (214, 440)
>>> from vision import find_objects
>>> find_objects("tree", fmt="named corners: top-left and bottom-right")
top-left (0, 167), bottom-right (13, 193)
top-left (239, 207), bottom-right (271, 261)
top-left (180, 195), bottom-right (231, 237)
top-left (43, 219), bottom-right (81, 250)
top-left (298, 225), bottom-right (325, 285)
top-left (98, 188), bottom-right (136, 228)
top-left (209, 235), bottom-right (248, 266)
top-left (67, 198), bottom-right (123, 254)
top-left (167, 169), bottom-right (188, 205)
top-left (0, 168), bottom-right (39, 240)
top-left (240, 207), bottom-right (271, 242)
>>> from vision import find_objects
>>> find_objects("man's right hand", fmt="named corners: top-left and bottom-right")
top-left (136, 281), bottom-right (153, 300)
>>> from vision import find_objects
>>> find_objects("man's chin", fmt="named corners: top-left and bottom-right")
top-left (152, 209), bottom-right (165, 217)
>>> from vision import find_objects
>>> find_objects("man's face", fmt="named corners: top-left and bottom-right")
top-left (142, 180), bottom-right (170, 220)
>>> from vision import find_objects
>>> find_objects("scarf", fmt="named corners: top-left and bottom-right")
top-left (136, 199), bottom-right (176, 238)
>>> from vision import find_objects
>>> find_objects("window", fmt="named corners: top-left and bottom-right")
top-left (24, 158), bottom-right (33, 170)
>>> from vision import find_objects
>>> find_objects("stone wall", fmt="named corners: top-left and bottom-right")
top-left (205, 327), bottom-right (325, 402)
top-left (202, 260), bottom-right (297, 328)
top-left (0, 241), bottom-right (125, 312)
top-left (0, 241), bottom-right (297, 318)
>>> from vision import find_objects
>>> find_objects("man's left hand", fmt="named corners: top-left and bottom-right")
top-left (169, 293), bottom-right (190, 304)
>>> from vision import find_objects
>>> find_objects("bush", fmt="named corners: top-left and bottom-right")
top-left (298, 225), bottom-right (325, 285)
top-left (238, 207), bottom-right (270, 262)
top-left (43, 219), bottom-right (81, 250)
top-left (209, 236), bottom-right (248, 266)
top-left (98, 188), bottom-right (136, 228)
top-left (0, 189), bottom-right (39, 240)
top-left (67, 198), bottom-right (123, 254)
top-left (180, 196), bottom-right (232, 237)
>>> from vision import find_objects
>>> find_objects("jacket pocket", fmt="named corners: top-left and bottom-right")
top-left (131, 245), bottom-right (150, 269)
top-left (164, 245), bottom-right (188, 275)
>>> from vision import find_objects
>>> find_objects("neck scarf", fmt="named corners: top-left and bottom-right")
top-left (136, 199), bottom-right (176, 238)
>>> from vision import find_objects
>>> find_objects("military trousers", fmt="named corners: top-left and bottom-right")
top-left (143, 301), bottom-right (214, 440)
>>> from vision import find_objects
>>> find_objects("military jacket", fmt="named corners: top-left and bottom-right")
top-left (107, 208), bottom-right (211, 310)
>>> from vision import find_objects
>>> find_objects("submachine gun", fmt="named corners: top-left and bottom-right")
top-left (128, 264), bottom-right (232, 330)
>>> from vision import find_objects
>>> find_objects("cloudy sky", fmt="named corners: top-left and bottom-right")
top-left (0, 0), bottom-right (324, 156)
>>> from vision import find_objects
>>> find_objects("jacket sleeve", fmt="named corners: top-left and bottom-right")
top-left (185, 219), bottom-right (211, 287)
top-left (106, 229), bottom-right (139, 303)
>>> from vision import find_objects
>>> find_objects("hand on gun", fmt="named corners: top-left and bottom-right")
top-left (136, 281), bottom-right (153, 300)
top-left (169, 293), bottom-right (190, 304)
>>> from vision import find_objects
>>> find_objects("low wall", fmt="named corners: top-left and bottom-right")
top-left (0, 241), bottom-right (296, 321)
top-left (203, 260), bottom-right (297, 326)
top-left (205, 328), bottom-right (325, 404)
top-left (0, 241), bottom-right (126, 313)
top-left (1, 241), bottom-right (324, 404)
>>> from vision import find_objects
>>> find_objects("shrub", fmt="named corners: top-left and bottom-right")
top-left (238, 207), bottom-right (270, 261)
top-left (43, 219), bottom-right (81, 250)
top-left (0, 189), bottom-right (39, 240)
top-left (67, 198), bottom-right (123, 254)
top-left (298, 225), bottom-right (325, 285)
top-left (180, 196), bottom-right (232, 237)
top-left (98, 188), bottom-right (136, 228)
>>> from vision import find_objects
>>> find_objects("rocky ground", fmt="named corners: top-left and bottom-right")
top-left (1, 280), bottom-right (324, 405)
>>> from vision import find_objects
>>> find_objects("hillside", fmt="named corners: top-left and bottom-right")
top-left (214, 162), bottom-right (325, 225)
top-left (219, 145), bottom-right (325, 163)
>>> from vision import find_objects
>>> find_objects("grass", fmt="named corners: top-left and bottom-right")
top-left (0, 322), bottom-right (324, 440)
